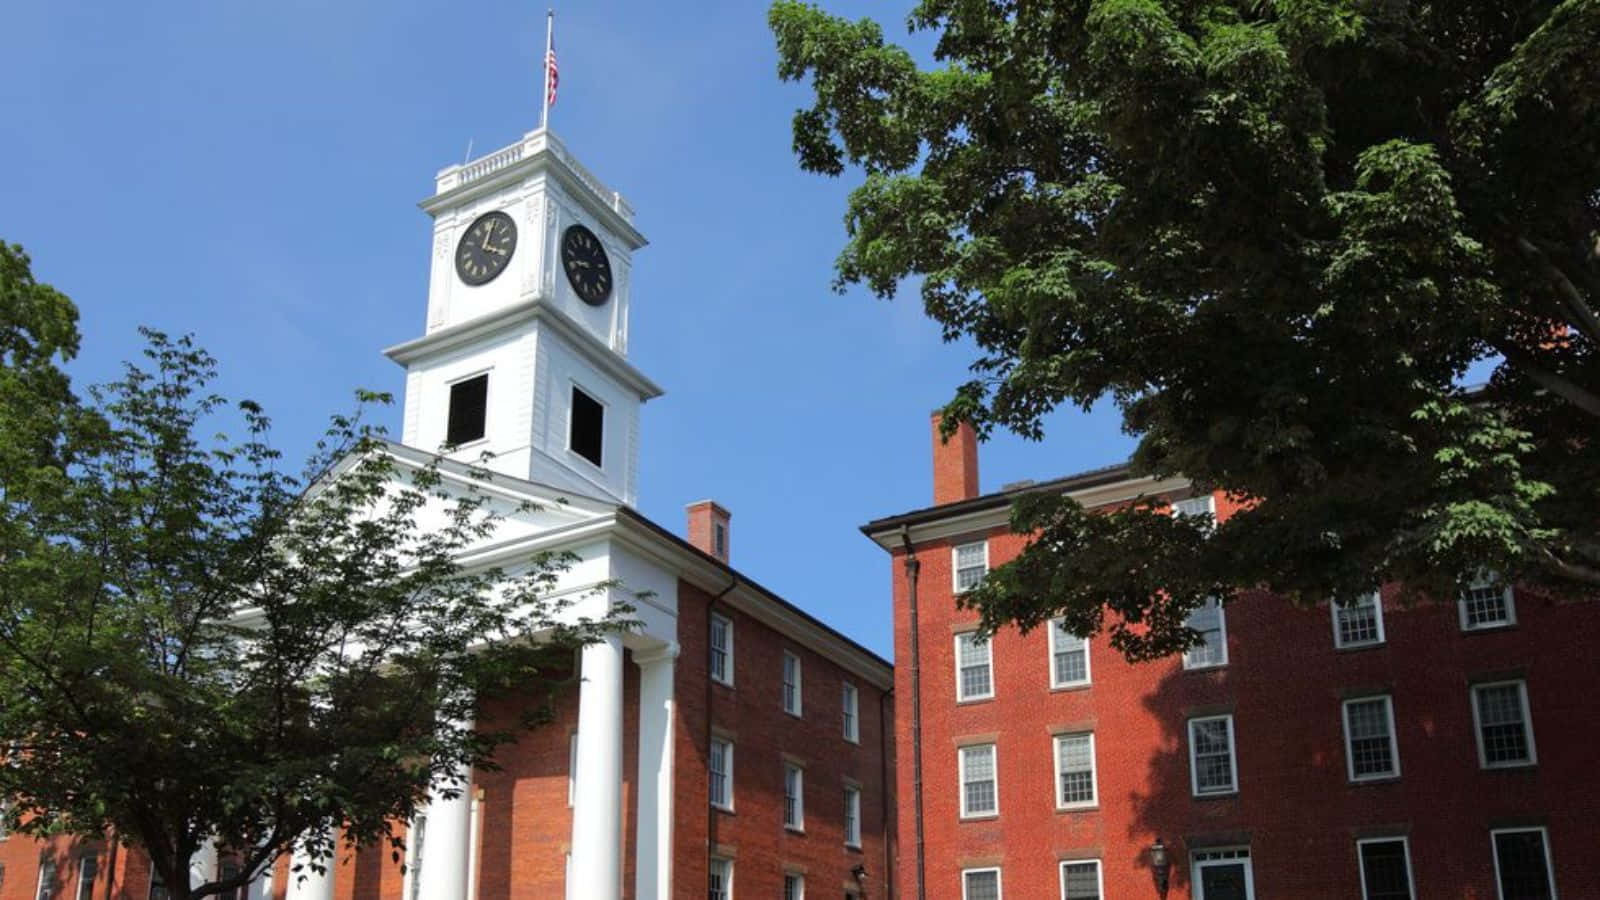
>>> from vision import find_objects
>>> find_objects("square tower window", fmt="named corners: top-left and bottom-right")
top-left (570, 386), bottom-right (604, 467)
top-left (445, 374), bottom-right (488, 446)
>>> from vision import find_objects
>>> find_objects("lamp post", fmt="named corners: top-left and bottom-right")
top-left (1150, 837), bottom-right (1171, 899)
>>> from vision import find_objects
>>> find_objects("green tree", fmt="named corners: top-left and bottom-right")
top-left (0, 243), bottom-right (624, 899)
top-left (772, 1), bottom-right (1600, 657)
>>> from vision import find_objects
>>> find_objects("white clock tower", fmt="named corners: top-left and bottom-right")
top-left (383, 128), bottom-right (662, 504)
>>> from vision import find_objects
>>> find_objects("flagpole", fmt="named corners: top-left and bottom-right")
top-left (540, 8), bottom-right (554, 130)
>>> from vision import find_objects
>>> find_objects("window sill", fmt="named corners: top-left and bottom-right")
top-left (1460, 622), bottom-right (1518, 635)
top-left (783, 709), bottom-right (802, 719)
top-left (1348, 774), bottom-right (1401, 786)
top-left (1481, 761), bottom-right (1538, 772)
top-left (1050, 682), bottom-right (1092, 693)
top-left (959, 813), bottom-right (999, 823)
top-left (956, 695), bottom-right (996, 706)
top-left (1055, 804), bottom-right (1099, 814)
top-left (1190, 790), bottom-right (1238, 802)
top-left (711, 804), bottom-right (735, 815)
top-left (1334, 641), bottom-right (1385, 654)
top-left (843, 736), bottom-right (860, 745)
top-left (1182, 662), bottom-right (1228, 673)
top-left (844, 842), bottom-right (863, 853)
top-left (710, 677), bottom-right (734, 689)
top-left (785, 825), bottom-right (805, 835)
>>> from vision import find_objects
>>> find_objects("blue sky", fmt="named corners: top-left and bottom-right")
top-left (1, 0), bottom-right (1134, 658)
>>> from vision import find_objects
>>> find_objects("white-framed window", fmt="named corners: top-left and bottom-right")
top-left (1357, 836), bottom-right (1414, 900)
top-left (1060, 860), bottom-right (1102, 900)
top-left (1459, 574), bottom-right (1515, 630)
top-left (953, 540), bottom-right (989, 593)
top-left (444, 371), bottom-right (490, 447)
top-left (783, 763), bottom-right (804, 831)
top-left (1188, 715), bottom-right (1238, 795)
top-left (1343, 695), bottom-right (1400, 781)
top-left (1333, 591), bottom-right (1385, 648)
top-left (1491, 826), bottom-right (1556, 900)
top-left (1054, 732), bottom-right (1097, 809)
top-left (954, 631), bottom-right (995, 701)
top-left (783, 872), bottom-right (804, 900)
top-left (1193, 847), bottom-right (1254, 900)
top-left (958, 743), bottom-right (998, 817)
top-left (782, 651), bottom-right (802, 716)
top-left (843, 784), bottom-right (862, 847)
top-left (1183, 597), bottom-right (1228, 669)
top-left (962, 867), bottom-right (1002, 900)
top-left (1472, 680), bottom-right (1537, 767)
top-left (568, 383), bottom-right (605, 468)
top-left (709, 737), bottom-right (734, 810)
top-left (708, 856), bottom-right (733, 900)
top-left (1172, 493), bottom-right (1217, 529)
top-left (74, 857), bottom-right (99, 900)
top-left (567, 731), bottom-right (578, 806)
top-left (709, 613), bottom-right (733, 686)
top-left (37, 859), bottom-right (58, 900)
top-left (841, 681), bottom-right (860, 743)
top-left (1049, 619), bottom-right (1091, 688)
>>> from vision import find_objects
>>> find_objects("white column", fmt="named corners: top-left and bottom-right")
top-left (284, 827), bottom-right (335, 900)
top-left (633, 643), bottom-right (677, 900)
top-left (416, 712), bottom-right (476, 899)
top-left (570, 634), bottom-right (624, 898)
top-left (244, 862), bottom-right (275, 900)
top-left (189, 838), bottom-right (218, 890)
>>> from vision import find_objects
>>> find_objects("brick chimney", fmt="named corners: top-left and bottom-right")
top-left (686, 500), bottom-right (731, 563)
top-left (931, 411), bottom-right (980, 505)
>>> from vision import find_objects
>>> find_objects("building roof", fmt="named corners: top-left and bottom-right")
top-left (860, 461), bottom-right (1134, 536)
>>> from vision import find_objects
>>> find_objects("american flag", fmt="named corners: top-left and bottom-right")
top-left (545, 41), bottom-right (559, 107)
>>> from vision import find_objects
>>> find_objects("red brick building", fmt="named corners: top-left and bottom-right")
top-left (862, 415), bottom-right (1591, 900)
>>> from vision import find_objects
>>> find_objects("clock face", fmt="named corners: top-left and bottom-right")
top-left (455, 211), bottom-right (517, 286)
top-left (560, 224), bottom-right (613, 306)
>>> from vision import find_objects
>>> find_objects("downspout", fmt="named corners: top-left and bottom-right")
top-left (706, 572), bottom-right (739, 864)
top-left (879, 686), bottom-right (895, 900)
top-left (900, 525), bottom-right (926, 900)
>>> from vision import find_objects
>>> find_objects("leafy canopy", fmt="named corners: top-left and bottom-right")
top-left (771, 1), bottom-right (1600, 657)
top-left (0, 243), bottom-right (625, 899)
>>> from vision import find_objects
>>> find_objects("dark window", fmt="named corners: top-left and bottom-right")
top-left (1494, 830), bottom-right (1554, 899)
top-left (1359, 840), bottom-right (1412, 899)
top-left (445, 375), bottom-right (488, 446)
top-left (713, 522), bottom-right (726, 557)
top-left (570, 387), bottom-right (603, 466)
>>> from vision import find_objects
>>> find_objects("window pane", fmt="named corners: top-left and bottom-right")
top-left (957, 633), bottom-right (993, 698)
top-left (1477, 684), bottom-right (1530, 764)
top-left (1053, 621), bottom-right (1088, 685)
top-left (1346, 699), bottom-right (1395, 777)
top-left (445, 375), bottom-right (488, 446)
top-left (1494, 831), bottom-right (1553, 900)
top-left (1191, 718), bottom-right (1235, 792)
top-left (708, 858), bottom-right (731, 900)
top-left (569, 386), bottom-right (604, 466)
top-left (1461, 579), bottom-right (1511, 627)
top-left (1058, 734), bottom-right (1095, 805)
top-left (956, 543), bottom-right (987, 591)
top-left (783, 874), bottom-right (802, 900)
top-left (842, 683), bottom-right (859, 740)
top-left (1359, 840), bottom-right (1412, 900)
top-left (1062, 862), bottom-right (1100, 900)
top-left (963, 870), bottom-right (999, 900)
top-left (961, 746), bottom-right (997, 815)
top-left (1183, 599), bottom-right (1226, 667)
top-left (1337, 593), bottom-right (1382, 646)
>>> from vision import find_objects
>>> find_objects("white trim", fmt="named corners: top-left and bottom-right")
top-left (1058, 859), bottom-right (1103, 900)
top-left (841, 680), bottom-right (860, 743)
top-left (1342, 695), bottom-right (1401, 781)
top-left (1490, 826), bottom-right (1557, 900)
top-left (1048, 618), bottom-right (1092, 689)
top-left (1471, 679), bottom-right (1538, 768)
top-left (1192, 847), bottom-right (1254, 900)
top-left (783, 762), bottom-right (805, 832)
top-left (958, 743), bottom-right (999, 818)
top-left (961, 867), bottom-right (1003, 900)
top-left (1053, 732), bottom-right (1098, 809)
top-left (952, 540), bottom-right (990, 593)
top-left (1182, 598), bottom-right (1229, 670)
top-left (709, 737), bottom-right (735, 811)
top-left (565, 380), bottom-right (607, 471)
top-left (1458, 575), bottom-right (1517, 631)
top-left (1188, 714), bottom-right (1238, 796)
top-left (782, 650), bottom-right (803, 717)
top-left (74, 856), bottom-right (99, 900)
top-left (954, 631), bottom-right (996, 702)
top-left (36, 858), bottom-right (57, 900)
top-left (843, 784), bottom-right (862, 847)
top-left (443, 368), bottom-right (493, 448)
top-left (783, 872), bottom-right (805, 900)
top-left (567, 731), bottom-right (578, 806)
top-left (1332, 591), bottom-right (1386, 649)
top-left (1357, 836), bottom-right (1415, 900)
top-left (707, 856), bottom-right (734, 900)
top-left (709, 613), bottom-right (734, 687)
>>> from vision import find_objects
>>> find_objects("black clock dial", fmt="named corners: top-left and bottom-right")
top-left (455, 211), bottom-right (517, 286)
top-left (560, 224), bottom-right (612, 305)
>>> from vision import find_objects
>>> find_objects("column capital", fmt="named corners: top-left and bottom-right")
top-left (632, 641), bottom-right (680, 665)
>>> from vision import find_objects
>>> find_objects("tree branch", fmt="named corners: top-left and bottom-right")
top-left (1489, 338), bottom-right (1600, 418)
top-left (1514, 233), bottom-right (1600, 345)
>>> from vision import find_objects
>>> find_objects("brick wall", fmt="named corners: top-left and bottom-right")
top-left (894, 490), bottom-right (1600, 898)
